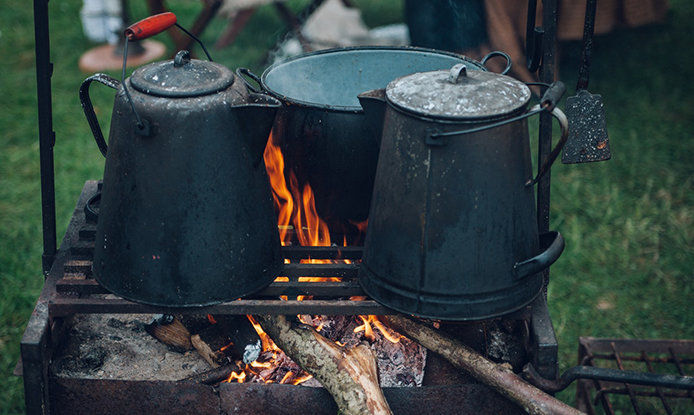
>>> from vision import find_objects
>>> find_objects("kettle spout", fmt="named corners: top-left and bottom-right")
top-left (358, 88), bottom-right (387, 126)
top-left (231, 93), bottom-right (281, 162)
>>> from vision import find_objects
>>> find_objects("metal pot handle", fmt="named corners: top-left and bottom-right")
top-left (79, 73), bottom-right (120, 157)
top-left (481, 51), bottom-right (512, 75)
top-left (513, 231), bottom-right (564, 279)
top-left (428, 81), bottom-right (567, 150)
top-left (236, 68), bottom-right (265, 94)
top-left (525, 104), bottom-right (569, 187)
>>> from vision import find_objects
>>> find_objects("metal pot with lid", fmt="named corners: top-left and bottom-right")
top-left (78, 13), bottom-right (283, 307)
top-left (357, 64), bottom-right (568, 320)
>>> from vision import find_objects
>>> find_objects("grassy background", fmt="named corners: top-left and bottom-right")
top-left (1, 0), bottom-right (692, 413)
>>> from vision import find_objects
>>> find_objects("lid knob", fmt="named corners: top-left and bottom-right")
top-left (174, 50), bottom-right (191, 68)
top-left (448, 64), bottom-right (467, 84)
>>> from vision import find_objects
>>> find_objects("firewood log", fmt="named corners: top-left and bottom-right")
top-left (191, 334), bottom-right (222, 368)
top-left (256, 315), bottom-right (392, 415)
top-left (383, 315), bottom-right (585, 415)
top-left (145, 315), bottom-right (192, 352)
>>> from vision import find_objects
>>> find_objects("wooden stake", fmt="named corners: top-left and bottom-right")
top-left (383, 315), bottom-right (585, 415)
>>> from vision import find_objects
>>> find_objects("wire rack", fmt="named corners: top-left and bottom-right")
top-left (576, 337), bottom-right (694, 414)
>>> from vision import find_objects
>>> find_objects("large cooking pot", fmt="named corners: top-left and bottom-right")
top-left (79, 46), bottom-right (283, 307)
top-left (237, 47), bottom-right (510, 225)
top-left (357, 64), bottom-right (567, 320)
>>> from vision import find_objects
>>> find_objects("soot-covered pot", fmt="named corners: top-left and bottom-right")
top-left (358, 64), bottom-right (568, 320)
top-left (79, 49), bottom-right (283, 307)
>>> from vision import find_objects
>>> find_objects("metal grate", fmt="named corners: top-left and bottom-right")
top-left (48, 183), bottom-right (391, 317)
top-left (576, 337), bottom-right (694, 414)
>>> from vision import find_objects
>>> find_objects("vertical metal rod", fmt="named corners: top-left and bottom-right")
top-left (537, 0), bottom-right (557, 238)
top-left (594, 382), bottom-right (617, 415)
top-left (581, 343), bottom-right (616, 414)
top-left (34, 0), bottom-right (57, 275)
top-left (537, 0), bottom-right (557, 291)
top-left (641, 351), bottom-right (673, 414)
top-left (668, 348), bottom-right (694, 403)
top-left (610, 342), bottom-right (642, 414)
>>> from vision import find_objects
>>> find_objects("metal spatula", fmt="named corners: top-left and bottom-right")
top-left (562, 0), bottom-right (611, 164)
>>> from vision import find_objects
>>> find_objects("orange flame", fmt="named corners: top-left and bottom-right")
top-left (353, 315), bottom-right (402, 344)
top-left (219, 341), bottom-right (234, 352)
top-left (264, 132), bottom-right (294, 243)
top-left (279, 371), bottom-right (294, 384)
top-left (221, 134), bottom-right (399, 385)
top-left (354, 315), bottom-right (376, 341)
top-left (226, 371), bottom-right (246, 383)
top-left (246, 315), bottom-right (279, 353)
top-left (292, 373), bottom-right (313, 385)
top-left (264, 132), bottom-right (331, 247)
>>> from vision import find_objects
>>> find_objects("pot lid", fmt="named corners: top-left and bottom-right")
top-left (385, 64), bottom-right (531, 119)
top-left (130, 51), bottom-right (235, 98)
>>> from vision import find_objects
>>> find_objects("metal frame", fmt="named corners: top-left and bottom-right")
top-left (22, 181), bottom-right (561, 414)
top-left (34, 0), bottom-right (56, 275)
top-left (576, 337), bottom-right (694, 414)
top-left (24, 1), bottom-right (562, 413)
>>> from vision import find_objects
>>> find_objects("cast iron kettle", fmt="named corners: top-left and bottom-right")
top-left (78, 13), bottom-right (283, 307)
top-left (358, 64), bottom-right (568, 320)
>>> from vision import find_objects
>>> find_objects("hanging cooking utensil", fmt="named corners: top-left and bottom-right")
top-left (562, 0), bottom-right (611, 164)
top-left (525, 0), bottom-right (543, 73)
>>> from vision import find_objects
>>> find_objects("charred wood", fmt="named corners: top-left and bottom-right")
top-left (180, 363), bottom-right (241, 385)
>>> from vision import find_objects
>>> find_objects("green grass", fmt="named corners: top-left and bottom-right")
top-left (1, 1), bottom-right (692, 414)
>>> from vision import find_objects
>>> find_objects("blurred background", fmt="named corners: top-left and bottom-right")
top-left (1, 0), bottom-right (692, 413)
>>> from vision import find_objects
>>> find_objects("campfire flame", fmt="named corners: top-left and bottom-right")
top-left (222, 133), bottom-right (399, 385)
top-left (354, 315), bottom-right (402, 343)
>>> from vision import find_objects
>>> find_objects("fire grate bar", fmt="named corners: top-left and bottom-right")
top-left (61, 258), bottom-right (360, 279)
top-left (576, 337), bottom-right (694, 415)
top-left (56, 279), bottom-right (365, 297)
top-left (49, 297), bottom-right (389, 317)
top-left (47, 183), bottom-right (396, 317)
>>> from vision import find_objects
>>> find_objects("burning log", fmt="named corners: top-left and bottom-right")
top-left (256, 315), bottom-right (393, 415)
top-left (181, 363), bottom-right (242, 385)
top-left (383, 315), bottom-right (585, 415)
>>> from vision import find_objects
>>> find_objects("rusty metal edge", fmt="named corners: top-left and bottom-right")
top-left (49, 378), bottom-right (524, 415)
top-left (579, 337), bottom-right (694, 355)
top-left (21, 181), bottom-right (100, 415)
top-left (55, 278), bottom-right (366, 296)
top-left (48, 297), bottom-right (393, 317)
top-left (530, 293), bottom-right (558, 379)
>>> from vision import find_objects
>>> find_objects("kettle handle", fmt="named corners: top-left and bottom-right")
top-left (236, 68), bottom-right (265, 94)
top-left (524, 105), bottom-right (569, 186)
top-left (79, 73), bottom-right (120, 157)
top-left (480, 51), bottom-right (512, 75)
top-left (513, 231), bottom-right (565, 280)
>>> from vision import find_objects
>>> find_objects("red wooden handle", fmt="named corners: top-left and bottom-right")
top-left (124, 12), bottom-right (177, 41)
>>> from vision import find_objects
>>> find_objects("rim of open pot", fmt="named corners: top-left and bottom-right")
top-left (258, 46), bottom-right (487, 113)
